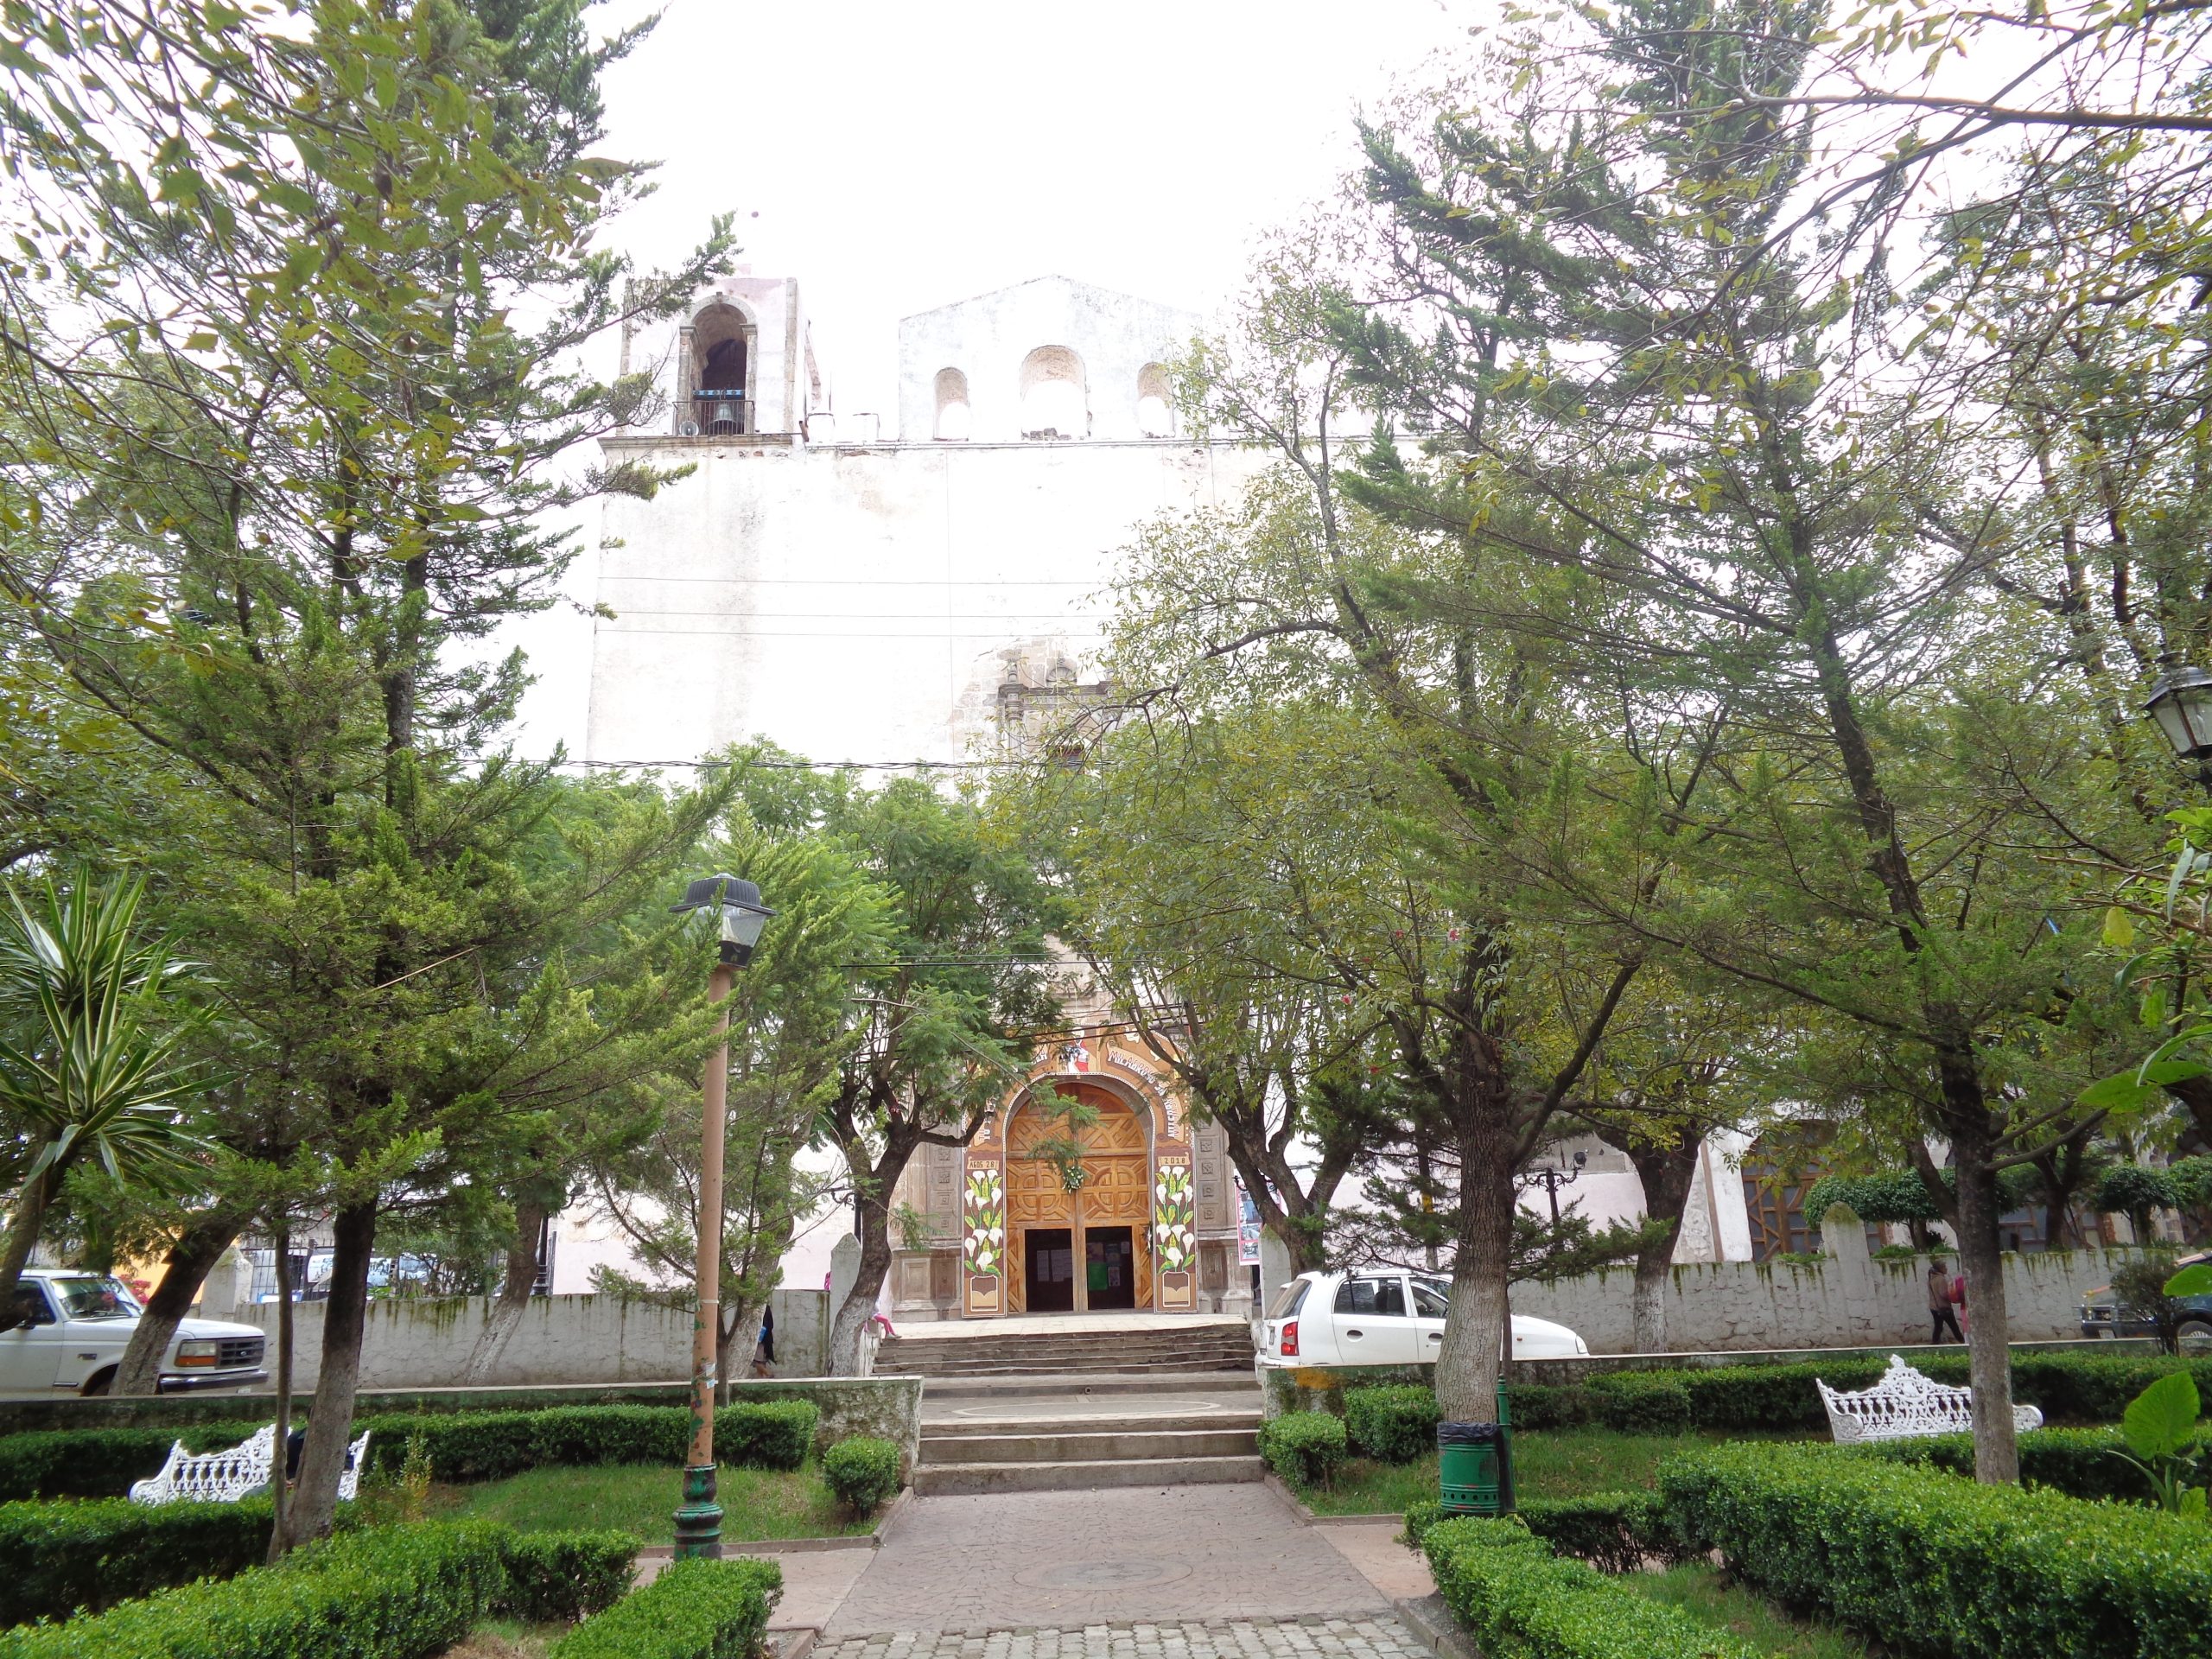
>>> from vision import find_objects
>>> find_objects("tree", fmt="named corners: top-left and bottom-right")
top-left (818, 780), bottom-right (1060, 1375)
top-left (1015, 698), bottom-right (1404, 1275)
top-left (0, 0), bottom-right (735, 1544)
top-left (1320, 0), bottom-right (2148, 1481)
top-left (591, 769), bottom-right (889, 1396)
top-left (0, 873), bottom-right (214, 1315)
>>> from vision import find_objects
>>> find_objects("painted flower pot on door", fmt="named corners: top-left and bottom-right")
top-left (968, 1274), bottom-right (1000, 1314)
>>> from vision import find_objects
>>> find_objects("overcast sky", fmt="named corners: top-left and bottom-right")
top-left (591, 0), bottom-right (1484, 413)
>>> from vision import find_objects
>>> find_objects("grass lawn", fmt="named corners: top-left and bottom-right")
top-left (361, 1458), bottom-right (875, 1544)
top-left (1298, 1427), bottom-right (1810, 1516)
top-left (1620, 1563), bottom-right (1872, 1659)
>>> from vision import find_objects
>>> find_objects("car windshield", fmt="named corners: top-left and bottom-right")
top-left (48, 1276), bottom-right (139, 1320)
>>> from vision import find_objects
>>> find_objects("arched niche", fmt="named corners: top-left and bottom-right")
top-left (1135, 362), bottom-right (1173, 437)
top-left (1018, 345), bottom-right (1088, 440)
top-left (933, 366), bottom-right (971, 441)
top-left (685, 299), bottom-right (754, 435)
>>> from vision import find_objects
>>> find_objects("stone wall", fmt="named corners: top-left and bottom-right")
top-left (218, 1287), bottom-right (832, 1390)
top-left (1510, 1230), bottom-right (2138, 1355)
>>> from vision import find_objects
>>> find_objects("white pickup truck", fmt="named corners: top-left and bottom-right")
top-left (0, 1268), bottom-right (268, 1398)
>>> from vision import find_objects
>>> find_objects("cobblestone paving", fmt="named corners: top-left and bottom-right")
top-left (821, 1486), bottom-right (1395, 1636)
top-left (813, 1615), bottom-right (1431, 1659)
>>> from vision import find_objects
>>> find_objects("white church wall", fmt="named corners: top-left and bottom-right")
top-left (585, 435), bottom-right (1267, 767)
top-left (896, 276), bottom-right (1200, 443)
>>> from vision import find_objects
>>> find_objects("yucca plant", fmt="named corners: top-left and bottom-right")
top-left (0, 873), bottom-right (217, 1313)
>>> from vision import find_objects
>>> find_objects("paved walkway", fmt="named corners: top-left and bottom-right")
top-left (821, 1485), bottom-right (1408, 1637)
top-left (813, 1616), bottom-right (1428, 1659)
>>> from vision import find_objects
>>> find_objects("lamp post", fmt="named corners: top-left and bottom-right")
top-left (1529, 1148), bottom-right (1587, 1227)
top-left (2145, 663), bottom-right (2212, 782)
top-left (670, 874), bottom-right (774, 1560)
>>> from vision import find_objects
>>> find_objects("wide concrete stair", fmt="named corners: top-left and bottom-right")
top-left (878, 1318), bottom-right (1255, 1378)
top-left (913, 1391), bottom-right (1265, 1496)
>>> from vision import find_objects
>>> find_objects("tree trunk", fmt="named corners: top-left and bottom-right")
top-left (0, 1161), bottom-right (60, 1319)
top-left (459, 1200), bottom-right (547, 1386)
top-left (1610, 1131), bottom-right (1700, 1355)
top-left (1434, 1115), bottom-right (1516, 1421)
top-left (1946, 1111), bottom-right (2020, 1484)
top-left (115, 1211), bottom-right (244, 1395)
top-left (278, 1201), bottom-right (376, 1549)
top-left (265, 1224), bottom-right (294, 1567)
top-left (829, 1194), bottom-right (894, 1376)
top-left (2164, 1073), bottom-right (2212, 1150)
top-left (721, 1297), bottom-right (761, 1400)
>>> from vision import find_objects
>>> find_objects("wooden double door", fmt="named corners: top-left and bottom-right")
top-left (1005, 1088), bottom-right (1153, 1313)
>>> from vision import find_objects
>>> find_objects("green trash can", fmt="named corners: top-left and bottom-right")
top-left (1437, 1386), bottom-right (1516, 1516)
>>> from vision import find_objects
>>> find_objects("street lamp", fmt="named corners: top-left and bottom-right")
top-left (670, 874), bottom-right (774, 1559)
top-left (1529, 1147), bottom-right (1587, 1227)
top-left (2145, 663), bottom-right (2212, 769)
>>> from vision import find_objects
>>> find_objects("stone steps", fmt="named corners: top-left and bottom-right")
top-left (879, 1324), bottom-right (1254, 1378)
top-left (912, 1453), bottom-right (1266, 1496)
top-left (921, 1370), bottom-right (1260, 1401)
top-left (924, 1425), bottom-right (1261, 1465)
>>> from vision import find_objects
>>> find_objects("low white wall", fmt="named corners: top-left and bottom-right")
top-left (1511, 1226), bottom-right (2136, 1354)
top-left (236, 1288), bottom-right (831, 1390)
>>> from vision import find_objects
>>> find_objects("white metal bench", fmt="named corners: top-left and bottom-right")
top-left (1816, 1354), bottom-right (2044, 1444)
top-left (129, 1425), bottom-right (372, 1504)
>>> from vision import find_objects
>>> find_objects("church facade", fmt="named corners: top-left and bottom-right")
top-left (570, 272), bottom-right (1263, 1317)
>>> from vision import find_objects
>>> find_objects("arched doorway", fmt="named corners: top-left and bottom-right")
top-left (1004, 1082), bottom-right (1153, 1313)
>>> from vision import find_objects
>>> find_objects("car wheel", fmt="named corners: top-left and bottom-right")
top-left (2177, 1320), bottom-right (2212, 1356)
top-left (79, 1368), bottom-right (116, 1397)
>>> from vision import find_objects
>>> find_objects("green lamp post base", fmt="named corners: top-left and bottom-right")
top-left (673, 1464), bottom-right (723, 1558)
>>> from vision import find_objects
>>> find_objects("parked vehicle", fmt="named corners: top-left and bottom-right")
top-left (2079, 1249), bottom-right (2212, 1351)
top-left (1255, 1268), bottom-right (1590, 1369)
top-left (0, 1268), bottom-right (268, 1398)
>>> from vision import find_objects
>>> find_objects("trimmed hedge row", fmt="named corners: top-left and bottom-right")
top-left (551, 1556), bottom-right (781, 1659)
top-left (0, 1401), bottom-right (822, 1503)
top-left (1421, 1513), bottom-right (1760, 1659)
top-left (1405, 1491), bottom-right (1692, 1575)
top-left (1433, 1350), bottom-right (2212, 1437)
top-left (0, 1495), bottom-right (302, 1627)
top-left (357, 1401), bottom-right (819, 1482)
top-left (1660, 1442), bottom-right (2212, 1659)
top-left (0, 1425), bottom-right (259, 1503)
top-left (1344, 1387), bottom-right (1439, 1462)
top-left (1856, 1423), bottom-right (2212, 1505)
top-left (1258, 1412), bottom-right (1346, 1487)
top-left (498, 1530), bottom-right (642, 1625)
top-left (0, 1519), bottom-right (637, 1656)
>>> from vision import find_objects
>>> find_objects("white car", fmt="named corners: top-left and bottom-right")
top-left (1256, 1268), bottom-right (1589, 1368)
top-left (0, 1269), bottom-right (269, 1398)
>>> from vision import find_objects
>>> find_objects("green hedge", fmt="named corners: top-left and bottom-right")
top-left (0, 1426), bottom-right (259, 1503)
top-left (498, 1530), bottom-right (640, 1624)
top-left (1422, 1514), bottom-right (1760, 1659)
top-left (353, 1400), bottom-right (819, 1483)
top-left (1258, 1412), bottom-right (1346, 1487)
top-left (1855, 1424), bottom-right (2212, 1505)
top-left (0, 1402), bottom-right (820, 1504)
top-left (1344, 1387), bottom-right (1439, 1463)
top-left (0, 1517), bottom-right (636, 1656)
top-left (821, 1438), bottom-right (900, 1516)
top-left (550, 1557), bottom-right (781, 1659)
top-left (0, 1495), bottom-right (289, 1626)
top-left (1406, 1491), bottom-right (1690, 1574)
top-left (1584, 1372), bottom-right (1694, 1433)
top-left (1499, 1351), bottom-right (2212, 1436)
top-left (0, 1520), bottom-right (510, 1659)
top-left (1659, 1442), bottom-right (2212, 1659)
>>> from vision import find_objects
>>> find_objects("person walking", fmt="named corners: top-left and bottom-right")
top-left (1928, 1257), bottom-right (1964, 1343)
